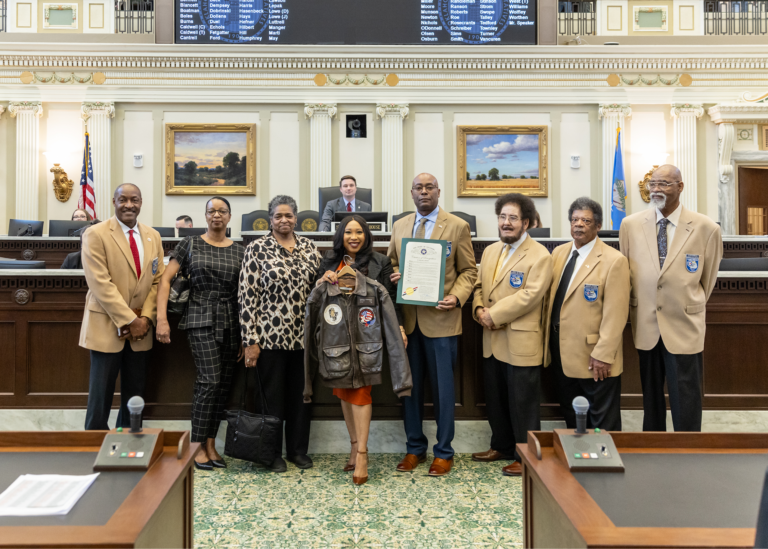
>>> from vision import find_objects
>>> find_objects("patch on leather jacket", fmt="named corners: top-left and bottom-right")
top-left (359, 307), bottom-right (376, 327)
top-left (357, 297), bottom-right (375, 306)
top-left (324, 304), bottom-right (343, 325)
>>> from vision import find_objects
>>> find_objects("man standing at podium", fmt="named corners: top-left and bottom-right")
top-left (620, 165), bottom-right (722, 432)
top-left (388, 173), bottom-right (477, 477)
top-left (80, 183), bottom-right (165, 430)
top-left (319, 175), bottom-right (372, 231)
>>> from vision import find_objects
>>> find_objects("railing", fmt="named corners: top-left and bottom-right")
top-left (115, 0), bottom-right (154, 34)
top-left (557, 1), bottom-right (597, 35)
top-left (705, 0), bottom-right (768, 35)
top-left (0, 0), bottom-right (6, 33)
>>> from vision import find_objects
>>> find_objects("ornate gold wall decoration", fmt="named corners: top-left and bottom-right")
top-left (314, 74), bottom-right (396, 86)
top-left (610, 74), bottom-right (689, 87)
top-left (639, 166), bottom-right (658, 203)
top-left (51, 164), bottom-right (74, 202)
top-left (20, 71), bottom-right (97, 85)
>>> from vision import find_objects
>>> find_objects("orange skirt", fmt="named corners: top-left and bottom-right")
top-left (333, 386), bottom-right (372, 406)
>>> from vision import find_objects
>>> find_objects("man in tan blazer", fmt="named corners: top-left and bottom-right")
top-left (619, 165), bottom-right (722, 432)
top-left (471, 193), bottom-right (553, 477)
top-left (80, 183), bottom-right (165, 430)
top-left (543, 197), bottom-right (630, 433)
top-left (388, 173), bottom-right (478, 477)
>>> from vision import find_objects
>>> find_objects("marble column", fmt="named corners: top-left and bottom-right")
top-left (81, 102), bottom-right (115, 221)
top-left (599, 104), bottom-right (631, 229)
top-left (717, 123), bottom-right (735, 235)
top-left (304, 103), bottom-right (337, 211)
top-left (9, 101), bottom-right (43, 221)
top-left (671, 103), bottom-right (704, 213)
top-left (377, 103), bottom-right (409, 225)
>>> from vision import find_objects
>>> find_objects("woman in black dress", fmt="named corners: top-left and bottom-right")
top-left (156, 196), bottom-right (245, 470)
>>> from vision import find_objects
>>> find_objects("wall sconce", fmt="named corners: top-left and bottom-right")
top-left (44, 151), bottom-right (74, 202)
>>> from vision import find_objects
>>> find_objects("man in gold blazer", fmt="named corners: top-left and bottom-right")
top-left (80, 183), bottom-right (165, 430)
top-left (543, 197), bottom-right (630, 433)
top-left (471, 193), bottom-right (553, 477)
top-left (388, 173), bottom-right (478, 477)
top-left (619, 165), bottom-right (722, 432)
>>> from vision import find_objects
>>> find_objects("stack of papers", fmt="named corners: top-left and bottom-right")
top-left (0, 474), bottom-right (99, 516)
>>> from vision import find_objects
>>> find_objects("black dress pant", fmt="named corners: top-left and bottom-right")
top-left (187, 327), bottom-right (239, 443)
top-left (549, 327), bottom-right (622, 431)
top-left (84, 341), bottom-right (147, 430)
top-left (638, 337), bottom-right (703, 432)
top-left (254, 349), bottom-right (312, 457)
top-left (484, 355), bottom-right (541, 461)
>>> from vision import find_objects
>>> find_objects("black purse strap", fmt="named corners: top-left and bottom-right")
top-left (184, 236), bottom-right (194, 275)
top-left (239, 358), bottom-right (271, 417)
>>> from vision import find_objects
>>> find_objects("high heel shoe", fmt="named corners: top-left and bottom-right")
top-left (343, 440), bottom-right (357, 472)
top-left (353, 450), bottom-right (368, 485)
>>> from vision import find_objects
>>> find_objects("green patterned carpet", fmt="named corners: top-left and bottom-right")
top-left (194, 454), bottom-right (523, 549)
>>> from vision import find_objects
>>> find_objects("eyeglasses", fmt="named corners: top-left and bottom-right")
top-left (206, 209), bottom-right (230, 216)
top-left (570, 217), bottom-right (595, 226)
top-left (413, 185), bottom-right (437, 193)
top-left (498, 215), bottom-right (521, 223)
top-left (647, 180), bottom-right (678, 190)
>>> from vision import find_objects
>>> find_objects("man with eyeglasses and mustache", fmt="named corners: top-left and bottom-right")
top-left (543, 197), bottom-right (629, 435)
top-left (471, 193), bottom-right (552, 477)
top-left (619, 165), bottom-right (722, 432)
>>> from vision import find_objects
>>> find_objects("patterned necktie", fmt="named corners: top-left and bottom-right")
top-left (346, 201), bottom-right (352, 212)
top-left (494, 244), bottom-right (510, 280)
top-left (658, 218), bottom-right (669, 268)
top-left (129, 229), bottom-right (142, 279)
top-left (415, 217), bottom-right (428, 239)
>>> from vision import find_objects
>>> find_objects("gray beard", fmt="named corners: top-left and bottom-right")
top-left (650, 194), bottom-right (666, 210)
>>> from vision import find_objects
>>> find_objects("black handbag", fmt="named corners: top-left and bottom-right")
top-left (224, 364), bottom-right (282, 465)
top-left (168, 237), bottom-right (193, 315)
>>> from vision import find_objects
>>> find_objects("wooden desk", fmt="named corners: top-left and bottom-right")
top-left (0, 430), bottom-right (197, 548)
top-left (519, 431), bottom-right (768, 548)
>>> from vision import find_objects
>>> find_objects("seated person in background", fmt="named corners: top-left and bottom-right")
top-left (72, 208), bottom-right (92, 222)
top-left (319, 175), bottom-right (372, 231)
top-left (531, 211), bottom-right (542, 229)
top-left (61, 220), bottom-right (100, 270)
top-left (176, 215), bottom-right (193, 229)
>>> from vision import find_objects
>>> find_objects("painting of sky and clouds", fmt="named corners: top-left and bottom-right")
top-left (465, 133), bottom-right (540, 188)
top-left (173, 131), bottom-right (248, 187)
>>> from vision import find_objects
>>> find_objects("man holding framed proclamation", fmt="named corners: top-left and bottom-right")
top-left (388, 173), bottom-right (478, 477)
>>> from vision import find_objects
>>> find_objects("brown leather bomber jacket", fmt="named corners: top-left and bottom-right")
top-left (303, 270), bottom-right (412, 402)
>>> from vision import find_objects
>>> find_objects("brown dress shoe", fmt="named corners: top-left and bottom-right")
top-left (396, 453), bottom-right (427, 472)
top-left (502, 461), bottom-right (523, 476)
top-left (471, 449), bottom-right (514, 462)
top-left (428, 457), bottom-right (454, 477)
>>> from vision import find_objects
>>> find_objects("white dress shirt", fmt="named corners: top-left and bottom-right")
top-left (656, 203), bottom-right (682, 247)
top-left (557, 236), bottom-right (597, 292)
top-left (496, 231), bottom-right (528, 276)
top-left (116, 217), bottom-right (144, 268)
top-left (343, 198), bottom-right (356, 212)
top-left (412, 206), bottom-right (440, 239)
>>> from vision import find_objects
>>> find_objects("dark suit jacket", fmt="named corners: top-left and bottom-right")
top-left (319, 197), bottom-right (372, 232)
top-left (61, 252), bottom-right (83, 270)
top-left (318, 251), bottom-right (403, 326)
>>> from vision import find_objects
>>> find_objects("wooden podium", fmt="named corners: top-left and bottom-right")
top-left (0, 431), bottom-right (198, 548)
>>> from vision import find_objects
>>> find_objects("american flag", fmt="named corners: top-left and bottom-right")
top-left (78, 132), bottom-right (96, 219)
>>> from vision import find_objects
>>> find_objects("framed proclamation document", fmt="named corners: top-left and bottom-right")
top-left (396, 238), bottom-right (447, 307)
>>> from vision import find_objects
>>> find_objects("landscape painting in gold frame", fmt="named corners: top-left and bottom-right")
top-left (165, 123), bottom-right (256, 195)
top-left (457, 125), bottom-right (548, 197)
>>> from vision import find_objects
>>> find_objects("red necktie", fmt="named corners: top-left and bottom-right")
top-left (129, 229), bottom-right (141, 279)
top-left (346, 201), bottom-right (352, 212)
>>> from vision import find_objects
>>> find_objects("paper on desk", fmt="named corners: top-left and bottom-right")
top-left (0, 473), bottom-right (99, 516)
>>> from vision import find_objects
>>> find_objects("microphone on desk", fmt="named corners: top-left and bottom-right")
top-left (573, 396), bottom-right (589, 434)
top-left (17, 224), bottom-right (33, 237)
top-left (127, 396), bottom-right (144, 433)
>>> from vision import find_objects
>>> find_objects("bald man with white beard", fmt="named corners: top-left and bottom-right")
top-left (619, 165), bottom-right (722, 432)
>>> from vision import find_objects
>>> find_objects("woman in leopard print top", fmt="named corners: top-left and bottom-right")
top-left (239, 195), bottom-right (321, 473)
